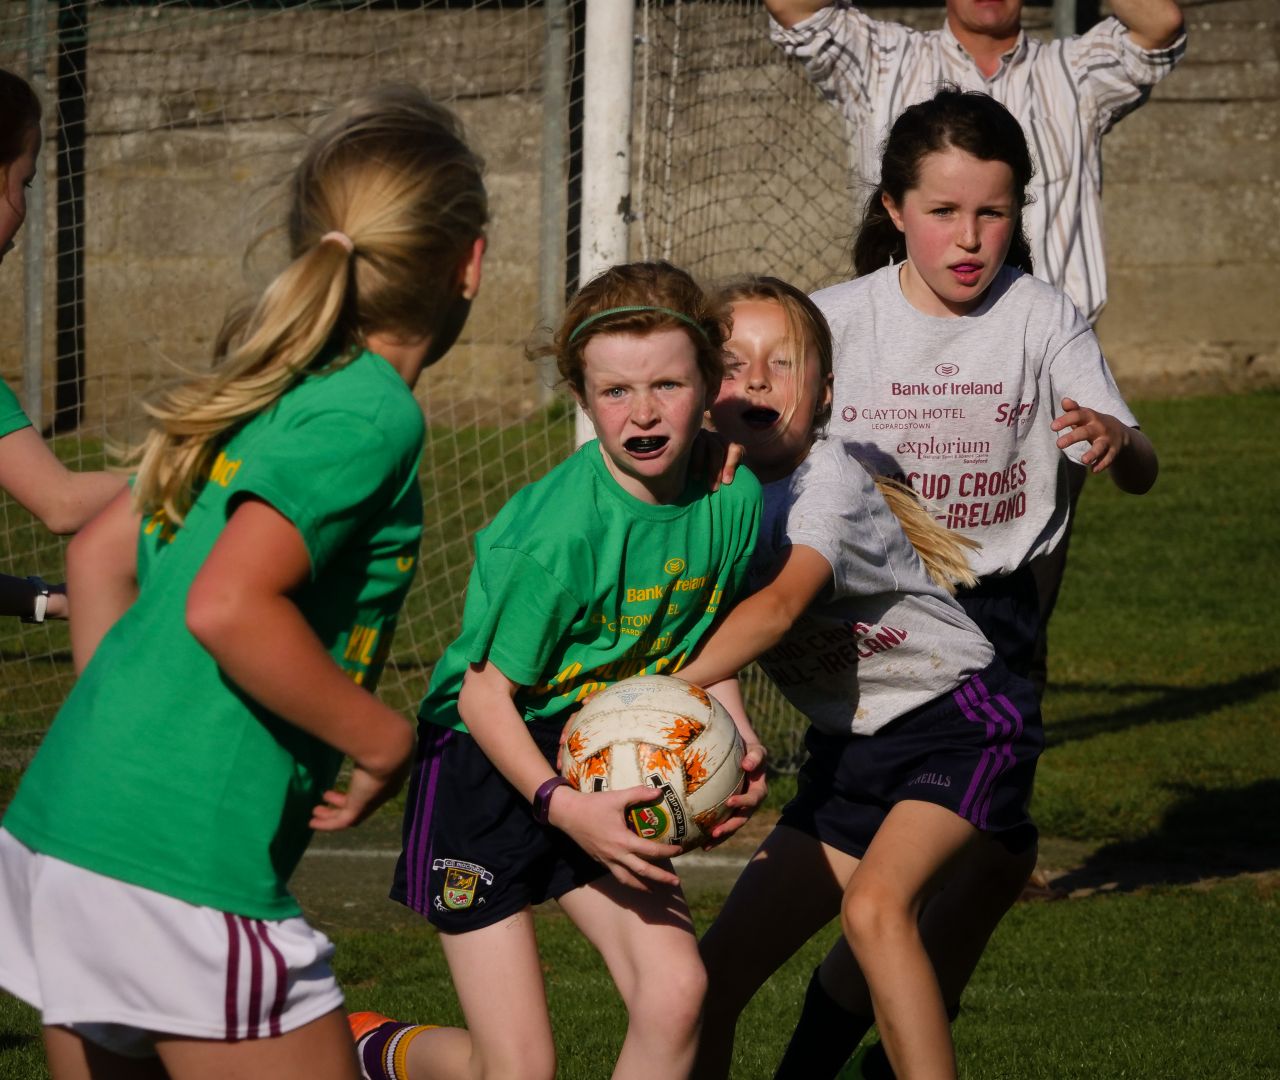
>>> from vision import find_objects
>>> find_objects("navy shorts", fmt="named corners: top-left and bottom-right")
top-left (390, 721), bottom-right (607, 933)
top-left (955, 562), bottom-right (1040, 680)
top-left (779, 659), bottom-right (1043, 859)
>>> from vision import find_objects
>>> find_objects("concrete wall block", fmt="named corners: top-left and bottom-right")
top-left (1183, 23), bottom-right (1279, 64)
top-left (1105, 339), bottom-right (1280, 397)
top-left (85, 257), bottom-right (242, 366)
top-left (458, 269), bottom-right (540, 347)
top-left (95, 177), bottom-right (245, 259)
top-left (1154, 57), bottom-right (1279, 100)
top-left (1178, 0), bottom-right (1280, 23)
top-left (1241, 347), bottom-right (1280, 389)
top-left (456, 97), bottom-right (544, 179)
top-left (91, 8), bottom-right (545, 105)
top-left (1103, 180), bottom-right (1280, 266)
top-left (4, 0), bottom-right (1275, 422)
top-left (420, 342), bottom-right (549, 426)
top-left (1097, 264), bottom-right (1278, 344)
top-left (1102, 101), bottom-right (1277, 185)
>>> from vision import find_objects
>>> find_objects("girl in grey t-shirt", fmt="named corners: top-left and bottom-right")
top-left (679, 278), bottom-right (1043, 1080)
top-left (820, 89), bottom-right (1159, 696)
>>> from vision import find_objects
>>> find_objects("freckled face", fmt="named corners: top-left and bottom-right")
top-left (577, 327), bottom-right (712, 505)
top-left (0, 126), bottom-right (39, 265)
top-left (884, 146), bottom-right (1017, 318)
top-left (710, 299), bottom-right (831, 483)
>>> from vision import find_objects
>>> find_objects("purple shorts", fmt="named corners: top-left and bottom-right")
top-left (780, 659), bottom-right (1043, 858)
top-left (390, 721), bottom-right (606, 933)
top-left (955, 563), bottom-right (1041, 681)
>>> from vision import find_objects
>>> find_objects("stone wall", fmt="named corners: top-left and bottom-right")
top-left (0, 0), bottom-right (1275, 435)
top-left (0, 3), bottom-right (552, 431)
top-left (1094, 0), bottom-right (1278, 395)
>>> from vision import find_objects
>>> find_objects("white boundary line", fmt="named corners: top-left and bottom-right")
top-left (303, 847), bottom-right (749, 870)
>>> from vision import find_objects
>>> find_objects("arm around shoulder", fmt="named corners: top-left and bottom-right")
top-left (1110, 0), bottom-right (1184, 50)
top-left (678, 544), bottom-right (832, 688)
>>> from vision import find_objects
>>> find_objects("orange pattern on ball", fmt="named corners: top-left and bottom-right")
top-left (661, 716), bottom-right (704, 749)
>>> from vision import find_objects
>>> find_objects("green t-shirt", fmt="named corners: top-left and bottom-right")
top-left (0, 380), bottom-right (32, 438)
top-left (5, 351), bottom-right (424, 919)
top-left (420, 442), bottom-right (762, 730)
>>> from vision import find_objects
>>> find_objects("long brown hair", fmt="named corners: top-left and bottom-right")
top-left (853, 88), bottom-right (1034, 279)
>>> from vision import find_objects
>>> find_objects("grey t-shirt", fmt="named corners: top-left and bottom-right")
top-left (750, 438), bottom-right (992, 736)
top-left (813, 265), bottom-right (1139, 577)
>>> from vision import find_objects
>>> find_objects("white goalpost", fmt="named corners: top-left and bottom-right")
top-left (574, 0), bottom-right (635, 447)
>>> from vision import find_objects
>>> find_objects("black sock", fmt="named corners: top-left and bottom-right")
top-left (773, 967), bottom-right (875, 1080)
top-left (861, 1002), bottom-right (962, 1080)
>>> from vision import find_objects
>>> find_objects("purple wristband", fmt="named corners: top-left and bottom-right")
top-left (532, 776), bottom-right (571, 825)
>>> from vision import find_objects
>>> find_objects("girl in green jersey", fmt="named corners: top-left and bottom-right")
top-left (355, 262), bottom-right (768, 1080)
top-left (0, 67), bottom-right (124, 620)
top-left (0, 86), bottom-right (486, 1080)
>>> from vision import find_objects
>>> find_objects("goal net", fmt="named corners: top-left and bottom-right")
top-left (0, 0), bottom-right (859, 782)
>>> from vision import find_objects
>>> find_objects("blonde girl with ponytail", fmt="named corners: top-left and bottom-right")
top-left (0, 86), bottom-right (486, 1080)
top-left (679, 276), bottom-right (1045, 1080)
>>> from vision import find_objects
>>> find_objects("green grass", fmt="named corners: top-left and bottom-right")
top-left (1033, 395), bottom-right (1280, 864)
top-left (2, 393), bottom-right (1279, 1077)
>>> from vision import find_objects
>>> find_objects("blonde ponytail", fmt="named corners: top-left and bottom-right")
top-left (130, 242), bottom-right (354, 523)
top-left (127, 85), bottom-right (487, 523)
top-left (873, 476), bottom-right (980, 594)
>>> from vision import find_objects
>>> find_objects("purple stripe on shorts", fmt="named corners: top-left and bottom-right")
top-left (406, 728), bottom-right (453, 911)
top-left (954, 675), bottom-right (1023, 830)
top-left (224, 912), bottom-right (241, 1042)
top-left (241, 915), bottom-right (264, 1040)
top-left (954, 681), bottom-right (998, 826)
top-left (973, 677), bottom-right (1025, 826)
top-left (968, 679), bottom-right (1005, 828)
top-left (255, 919), bottom-right (288, 1038)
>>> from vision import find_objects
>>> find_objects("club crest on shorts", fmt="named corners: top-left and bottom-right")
top-left (433, 857), bottom-right (494, 910)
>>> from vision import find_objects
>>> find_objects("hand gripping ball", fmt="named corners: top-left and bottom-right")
top-left (561, 674), bottom-right (746, 852)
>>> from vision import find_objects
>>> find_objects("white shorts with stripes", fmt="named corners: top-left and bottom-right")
top-left (0, 829), bottom-right (344, 1058)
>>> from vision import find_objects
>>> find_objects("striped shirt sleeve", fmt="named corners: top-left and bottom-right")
top-left (1066, 16), bottom-right (1188, 134)
top-left (769, 2), bottom-right (918, 118)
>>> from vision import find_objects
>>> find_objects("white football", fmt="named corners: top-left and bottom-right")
top-left (561, 674), bottom-right (746, 853)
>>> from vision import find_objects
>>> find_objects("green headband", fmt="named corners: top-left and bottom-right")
top-left (568, 305), bottom-right (710, 344)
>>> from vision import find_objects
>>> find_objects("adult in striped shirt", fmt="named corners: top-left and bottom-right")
top-left (768, 0), bottom-right (1184, 708)
top-left (767, 0), bottom-right (1186, 325)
